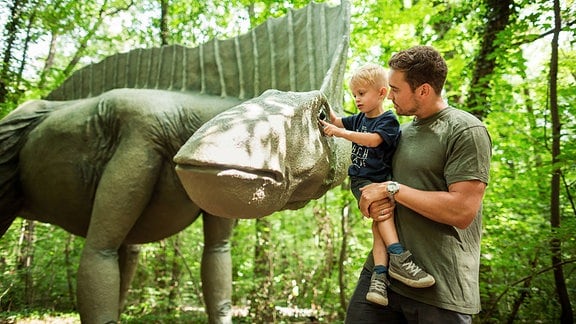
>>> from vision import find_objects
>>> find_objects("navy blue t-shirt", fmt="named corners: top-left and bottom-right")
top-left (341, 110), bottom-right (400, 182)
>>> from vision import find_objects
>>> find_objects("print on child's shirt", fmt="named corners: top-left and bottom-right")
top-left (351, 125), bottom-right (369, 168)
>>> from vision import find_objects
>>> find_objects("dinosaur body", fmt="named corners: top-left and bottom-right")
top-left (15, 89), bottom-right (241, 242)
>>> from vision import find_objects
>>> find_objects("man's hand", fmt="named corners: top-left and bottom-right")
top-left (359, 182), bottom-right (395, 221)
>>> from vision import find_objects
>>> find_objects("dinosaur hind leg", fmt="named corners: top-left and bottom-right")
top-left (201, 213), bottom-right (237, 324)
top-left (118, 243), bottom-right (140, 312)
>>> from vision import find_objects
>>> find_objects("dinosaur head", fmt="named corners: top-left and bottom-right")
top-left (174, 89), bottom-right (349, 219)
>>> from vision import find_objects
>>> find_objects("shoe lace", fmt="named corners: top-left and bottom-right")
top-left (402, 260), bottom-right (424, 277)
top-left (371, 277), bottom-right (388, 292)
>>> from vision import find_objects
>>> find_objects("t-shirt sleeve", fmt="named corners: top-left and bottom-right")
top-left (374, 114), bottom-right (400, 147)
top-left (445, 125), bottom-right (492, 185)
top-left (341, 115), bottom-right (356, 131)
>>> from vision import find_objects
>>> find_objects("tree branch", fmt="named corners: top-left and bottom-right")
top-left (483, 258), bottom-right (576, 320)
top-left (513, 19), bottom-right (576, 46)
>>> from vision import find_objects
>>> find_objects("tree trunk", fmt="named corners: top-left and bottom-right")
top-left (168, 234), bottom-right (182, 307)
top-left (338, 201), bottom-right (351, 315)
top-left (466, 0), bottom-right (512, 120)
top-left (156, 239), bottom-right (170, 310)
top-left (0, 0), bottom-right (29, 104)
top-left (38, 32), bottom-right (59, 90)
top-left (549, 0), bottom-right (573, 322)
top-left (64, 233), bottom-right (77, 308)
top-left (16, 219), bottom-right (35, 305)
top-left (160, 0), bottom-right (169, 46)
top-left (15, 5), bottom-right (36, 93)
top-left (506, 255), bottom-right (538, 323)
top-left (249, 218), bottom-right (275, 322)
top-left (311, 200), bottom-right (335, 315)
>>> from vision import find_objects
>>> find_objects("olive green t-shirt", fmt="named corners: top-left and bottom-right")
top-left (363, 107), bottom-right (492, 314)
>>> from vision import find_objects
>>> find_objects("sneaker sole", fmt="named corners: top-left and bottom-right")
top-left (388, 270), bottom-right (436, 288)
top-left (366, 292), bottom-right (388, 306)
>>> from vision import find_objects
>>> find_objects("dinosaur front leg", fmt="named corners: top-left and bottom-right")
top-left (77, 245), bottom-right (122, 323)
top-left (77, 137), bottom-right (162, 324)
top-left (201, 213), bottom-right (236, 324)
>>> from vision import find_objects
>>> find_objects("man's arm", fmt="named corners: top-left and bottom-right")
top-left (359, 180), bottom-right (487, 229)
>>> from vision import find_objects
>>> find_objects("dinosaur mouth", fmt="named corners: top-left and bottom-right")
top-left (175, 163), bottom-right (287, 219)
top-left (178, 164), bottom-right (284, 183)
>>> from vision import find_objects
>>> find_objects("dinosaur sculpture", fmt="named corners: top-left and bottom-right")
top-left (0, 2), bottom-right (350, 323)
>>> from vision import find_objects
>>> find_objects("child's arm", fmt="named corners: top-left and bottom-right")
top-left (329, 110), bottom-right (344, 128)
top-left (320, 119), bottom-right (383, 148)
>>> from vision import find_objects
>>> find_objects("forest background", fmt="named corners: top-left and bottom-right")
top-left (0, 0), bottom-right (575, 323)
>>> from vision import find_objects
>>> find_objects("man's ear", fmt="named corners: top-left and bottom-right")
top-left (419, 83), bottom-right (431, 96)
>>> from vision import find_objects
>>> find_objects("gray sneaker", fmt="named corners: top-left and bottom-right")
top-left (389, 250), bottom-right (435, 288)
top-left (366, 272), bottom-right (389, 306)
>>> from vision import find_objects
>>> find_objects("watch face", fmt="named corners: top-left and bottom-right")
top-left (388, 182), bottom-right (399, 194)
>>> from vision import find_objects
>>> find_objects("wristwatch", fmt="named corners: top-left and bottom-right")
top-left (387, 181), bottom-right (400, 198)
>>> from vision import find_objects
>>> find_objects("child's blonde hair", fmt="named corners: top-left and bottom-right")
top-left (349, 63), bottom-right (388, 90)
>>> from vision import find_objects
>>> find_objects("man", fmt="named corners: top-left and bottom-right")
top-left (345, 45), bottom-right (492, 323)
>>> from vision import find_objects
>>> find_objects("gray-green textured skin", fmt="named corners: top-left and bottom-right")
top-left (0, 2), bottom-right (350, 324)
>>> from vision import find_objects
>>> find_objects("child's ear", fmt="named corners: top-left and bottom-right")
top-left (379, 87), bottom-right (388, 97)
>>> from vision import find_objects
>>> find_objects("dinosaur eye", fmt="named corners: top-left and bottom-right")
top-left (318, 102), bottom-right (329, 122)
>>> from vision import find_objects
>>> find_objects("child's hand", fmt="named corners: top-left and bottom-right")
top-left (319, 119), bottom-right (337, 137)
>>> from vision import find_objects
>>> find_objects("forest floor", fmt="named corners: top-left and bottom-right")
top-left (0, 314), bottom-right (79, 324)
top-left (0, 306), bottom-right (326, 323)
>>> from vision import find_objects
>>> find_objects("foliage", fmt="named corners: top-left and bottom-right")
top-left (0, 0), bottom-right (575, 322)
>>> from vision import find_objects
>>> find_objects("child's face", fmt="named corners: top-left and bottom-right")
top-left (350, 82), bottom-right (385, 116)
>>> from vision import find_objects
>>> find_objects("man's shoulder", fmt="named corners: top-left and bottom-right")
top-left (444, 107), bottom-right (484, 125)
